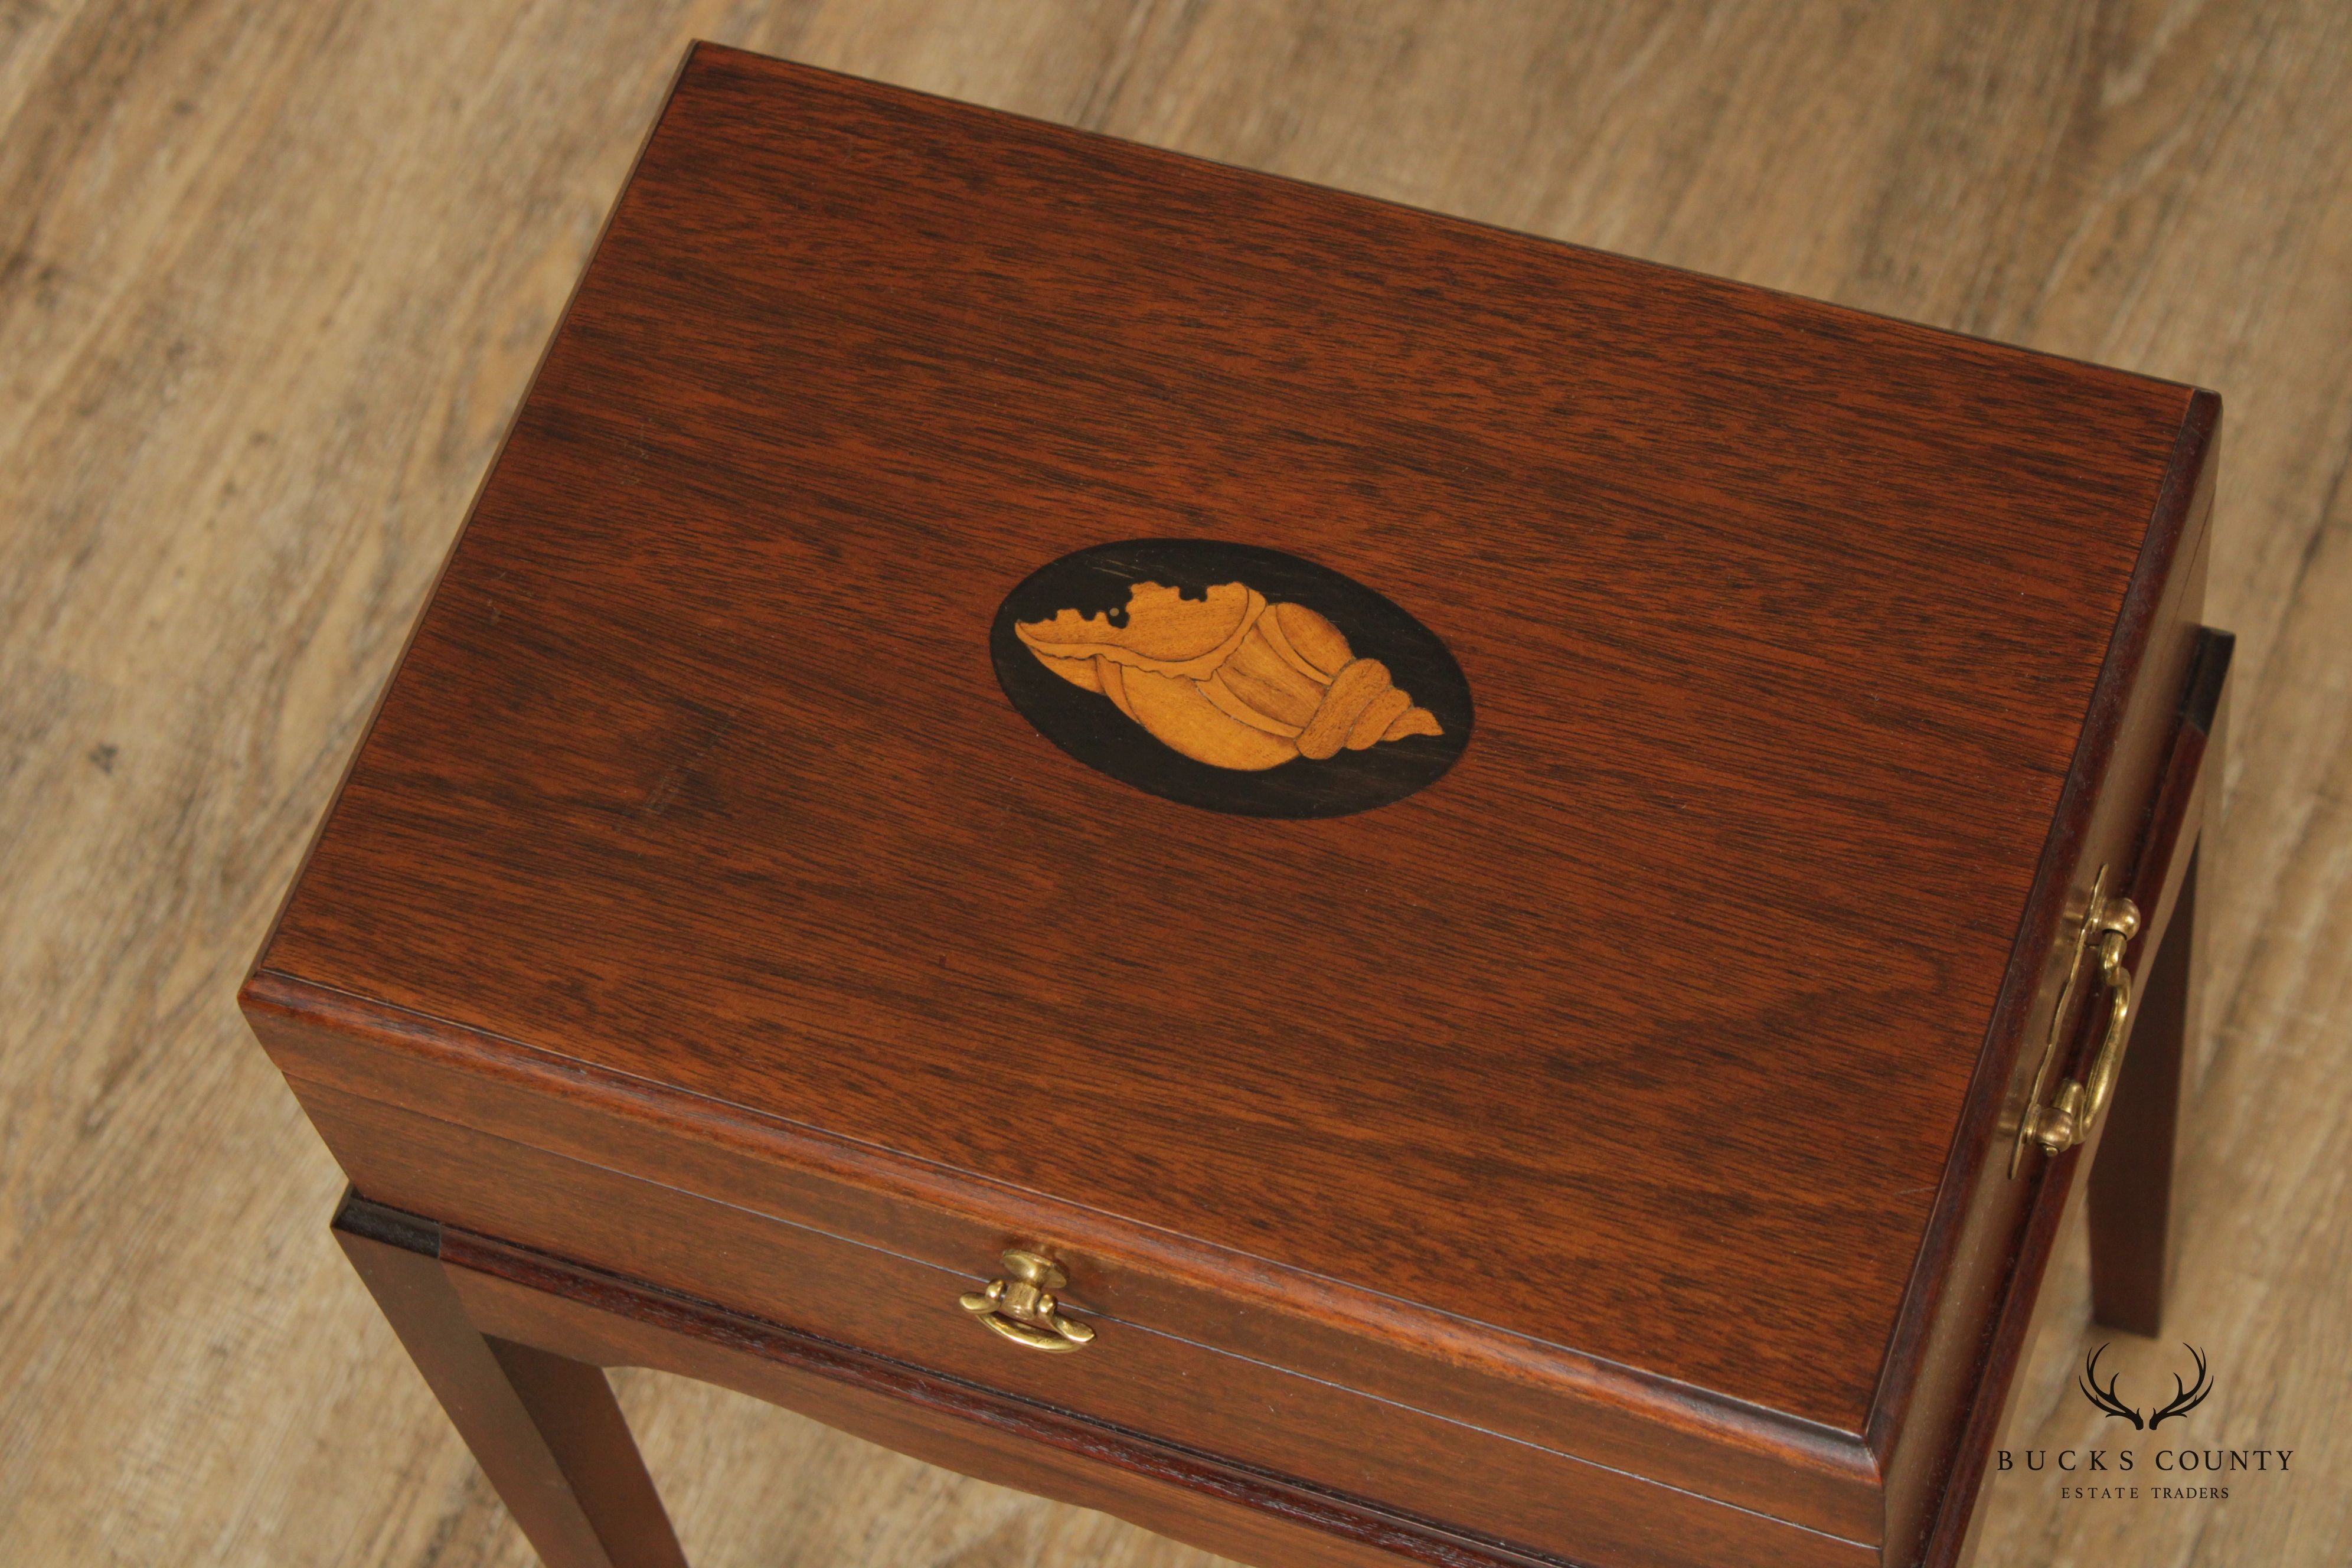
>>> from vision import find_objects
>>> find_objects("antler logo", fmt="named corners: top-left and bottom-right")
top-left (2077, 1343), bottom-right (2214, 1429)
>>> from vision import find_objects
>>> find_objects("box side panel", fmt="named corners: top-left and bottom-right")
top-left (1876, 393), bottom-right (2219, 1564)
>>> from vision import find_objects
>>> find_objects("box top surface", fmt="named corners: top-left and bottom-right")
top-left (262, 48), bottom-right (2196, 1432)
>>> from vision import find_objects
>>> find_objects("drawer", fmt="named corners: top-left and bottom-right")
top-left (293, 1076), bottom-right (1871, 1568)
top-left (249, 979), bottom-right (1884, 1549)
top-left (435, 1216), bottom-right (1514, 1568)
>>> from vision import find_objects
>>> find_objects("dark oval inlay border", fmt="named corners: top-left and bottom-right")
top-left (991, 538), bottom-right (1474, 818)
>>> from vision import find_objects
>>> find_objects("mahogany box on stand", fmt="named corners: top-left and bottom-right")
top-left (241, 44), bottom-right (2230, 1568)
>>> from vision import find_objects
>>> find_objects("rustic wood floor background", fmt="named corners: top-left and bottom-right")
top-left (3, 2), bottom-right (2346, 1564)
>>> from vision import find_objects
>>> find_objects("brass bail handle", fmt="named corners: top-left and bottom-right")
top-left (959, 1249), bottom-right (1096, 1353)
top-left (2023, 870), bottom-right (2142, 1158)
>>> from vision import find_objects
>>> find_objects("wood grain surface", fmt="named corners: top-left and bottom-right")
top-left (254, 38), bottom-right (2198, 1437)
top-left (3, 4), bottom-right (2347, 1567)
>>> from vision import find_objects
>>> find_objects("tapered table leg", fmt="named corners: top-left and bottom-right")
top-left (2087, 848), bottom-right (2196, 1337)
top-left (334, 1193), bottom-right (692, 1568)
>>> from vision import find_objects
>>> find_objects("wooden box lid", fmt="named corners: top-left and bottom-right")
top-left (246, 44), bottom-right (2219, 1565)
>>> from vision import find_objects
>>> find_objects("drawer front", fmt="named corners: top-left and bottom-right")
top-left (295, 1077), bottom-right (1871, 1568)
top-left (246, 979), bottom-right (1884, 1545)
top-left (442, 1223), bottom-right (1523, 1568)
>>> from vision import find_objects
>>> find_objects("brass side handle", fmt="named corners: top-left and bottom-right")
top-left (2018, 866), bottom-right (2142, 1162)
top-left (959, 1249), bottom-right (1095, 1353)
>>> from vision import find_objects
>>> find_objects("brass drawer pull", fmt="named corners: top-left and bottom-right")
top-left (959, 1249), bottom-right (1096, 1353)
top-left (2020, 865), bottom-right (2142, 1161)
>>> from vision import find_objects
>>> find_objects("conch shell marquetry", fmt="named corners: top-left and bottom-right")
top-left (1015, 581), bottom-right (1443, 771)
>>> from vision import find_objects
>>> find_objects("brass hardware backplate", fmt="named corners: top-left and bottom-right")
top-left (2012, 864), bottom-right (2142, 1174)
top-left (959, 1249), bottom-right (1096, 1353)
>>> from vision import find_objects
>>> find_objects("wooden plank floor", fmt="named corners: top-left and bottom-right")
top-left (2, 3), bottom-right (2346, 1564)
